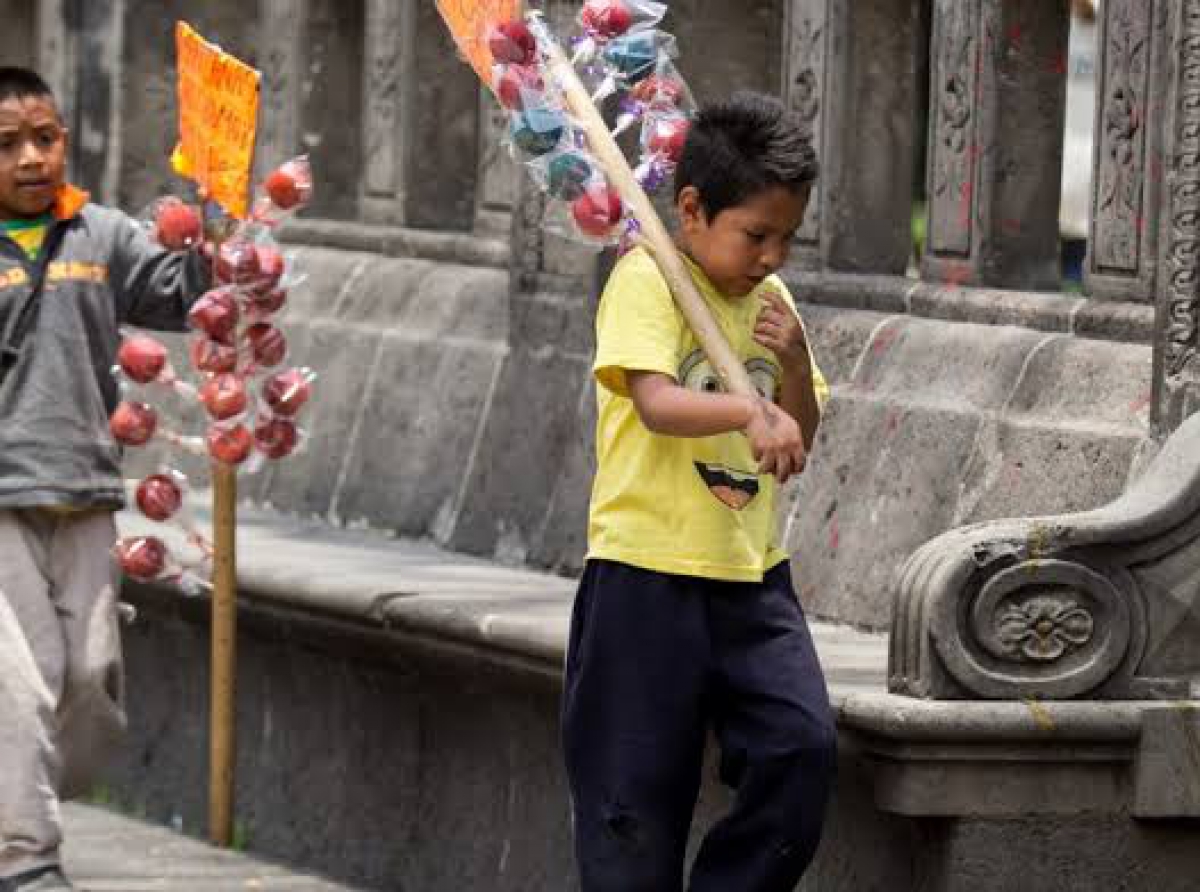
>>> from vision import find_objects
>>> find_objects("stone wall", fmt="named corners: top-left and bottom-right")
top-left (0, 1), bottom-right (37, 68)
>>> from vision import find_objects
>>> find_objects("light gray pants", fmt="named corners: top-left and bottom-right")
top-left (0, 509), bottom-right (126, 879)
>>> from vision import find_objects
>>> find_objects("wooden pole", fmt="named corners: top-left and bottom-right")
top-left (541, 36), bottom-right (756, 398)
top-left (209, 462), bottom-right (237, 846)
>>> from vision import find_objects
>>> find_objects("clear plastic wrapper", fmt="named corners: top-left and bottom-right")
top-left (595, 30), bottom-right (676, 98)
top-left (143, 196), bottom-right (204, 251)
top-left (612, 58), bottom-right (694, 137)
top-left (635, 109), bottom-right (692, 192)
top-left (109, 400), bottom-right (158, 447)
top-left (254, 416), bottom-right (303, 460)
top-left (135, 471), bottom-right (185, 522)
top-left (188, 287), bottom-right (241, 344)
top-left (251, 155), bottom-right (314, 223)
top-left (570, 180), bottom-right (626, 241)
top-left (245, 323), bottom-right (288, 369)
top-left (488, 19), bottom-right (540, 66)
top-left (116, 333), bottom-right (168, 385)
top-left (113, 535), bottom-right (209, 594)
top-left (189, 334), bottom-right (239, 375)
top-left (509, 104), bottom-right (569, 159)
top-left (494, 63), bottom-right (547, 112)
top-left (198, 372), bottom-right (249, 421)
top-left (206, 420), bottom-right (255, 466)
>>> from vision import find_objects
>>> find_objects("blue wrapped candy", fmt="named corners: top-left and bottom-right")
top-left (602, 32), bottom-right (658, 85)
top-left (511, 105), bottom-right (566, 157)
top-left (547, 152), bottom-right (595, 201)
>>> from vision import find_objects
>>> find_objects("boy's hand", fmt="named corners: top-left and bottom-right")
top-left (744, 396), bottom-right (807, 483)
top-left (754, 290), bottom-right (812, 371)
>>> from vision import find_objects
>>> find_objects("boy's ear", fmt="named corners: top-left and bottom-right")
top-left (676, 186), bottom-right (707, 234)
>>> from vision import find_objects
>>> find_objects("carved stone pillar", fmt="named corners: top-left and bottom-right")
top-left (922, 0), bottom-right (1070, 290)
top-left (1152, 0), bottom-right (1200, 432)
top-left (1086, 1), bottom-right (1169, 302)
top-left (475, 90), bottom-right (519, 238)
top-left (786, 0), bottom-right (918, 274)
top-left (257, 0), bottom-right (308, 188)
top-left (360, 0), bottom-right (410, 226)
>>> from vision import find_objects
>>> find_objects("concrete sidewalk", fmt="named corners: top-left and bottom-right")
top-left (62, 803), bottom-right (362, 891)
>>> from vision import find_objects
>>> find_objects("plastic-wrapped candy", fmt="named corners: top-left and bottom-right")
top-left (262, 367), bottom-right (315, 417)
top-left (254, 416), bottom-right (300, 460)
top-left (510, 104), bottom-right (568, 158)
top-left (199, 372), bottom-right (248, 421)
top-left (188, 287), bottom-right (241, 344)
top-left (253, 243), bottom-right (286, 293)
top-left (495, 64), bottom-right (547, 112)
top-left (574, 0), bottom-right (667, 65)
top-left (544, 149), bottom-right (597, 202)
top-left (245, 323), bottom-right (288, 368)
top-left (612, 61), bottom-right (693, 136)
top-left (114, 536), bottom-right (169, 582)
top-left (247, 285), bottom-right (288, 318)
top-left (117, 334), bottom-right (169, 385)
top-left (189, 334), bottom-right (239, 375)
top-left (135, 472), bottom-right (184, 522)
top-left (206, 421), bottom-right (255, 466)
top-left (263, 156), bottom-right (314, 212)
top-left (644, 112), bottom-right (690, 165)
top-left (488, 19), bottom-right (539, 66)
top-left (110, 400), bottom-right (158, 447)
top-left (214, 237), bottom-right (261, 287)
top-left (571, 182), bottom-right (625, 240)
top-left (150, 197), bottom-right (204, 251)
top-left (601, 31), bottom-right (666, 86)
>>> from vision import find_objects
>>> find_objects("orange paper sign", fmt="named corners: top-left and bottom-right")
top-left (435, 0), bottom-right (522, 85)
top-left (171, 22), bottom-right (260, 219)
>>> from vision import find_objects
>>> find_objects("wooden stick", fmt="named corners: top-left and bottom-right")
top-left (541, 36), bottom-right (756, 398)
top-left (209, 461), bottom-right (237, 846)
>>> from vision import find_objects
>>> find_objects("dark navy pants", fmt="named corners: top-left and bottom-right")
top-left (562, 559), bottom-right (836, 892)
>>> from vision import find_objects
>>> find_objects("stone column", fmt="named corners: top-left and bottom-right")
top-left (360, 0), bottom-right (411, 226)
top-left (1086, 0), bottom-right (1169, 302)
top-left (786, 0), bottom-right (918, 274)
top-left (257, 0), bottom-right (308, 187)
top-left (922, 0), bottom-right (1070, 290)
top-left (2, 1), bottom-right (38, 68)
top-left (1152, 0), bottom-right (1200, 432)
top-left (474, 89), bottom-right (519, 238)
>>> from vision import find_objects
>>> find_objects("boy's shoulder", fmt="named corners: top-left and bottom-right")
top-left (607, 246), bottom-right (664, 287)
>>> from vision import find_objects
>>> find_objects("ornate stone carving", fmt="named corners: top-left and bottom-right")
top-left (1093, 0), bottom-right (1151, 274)
top-left (363, 0), bottom-right (405, 199)
top-left (889, 408), bottom-right (1200, 700)
top-left (1163, 1), bottom-right (1200, 386)
top-left (927, 0), bottom-right (977, 258)
top-left (511, 179), bottom-right (546, 293)
top-left (994, 593), bottom-right (1095, 662)
top-left (784, 0), bottom-right (827, 249)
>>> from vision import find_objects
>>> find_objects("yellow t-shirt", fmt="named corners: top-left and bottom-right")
top-left (589, 247), bottom-right (830, 582)
top-left (1, 215), bottom-right (52, 260)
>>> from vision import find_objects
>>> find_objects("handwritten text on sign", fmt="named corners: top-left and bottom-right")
top-left (435, 0), bottom-right (522, 86)
top-left (171, 22), bottom-right (260, 219)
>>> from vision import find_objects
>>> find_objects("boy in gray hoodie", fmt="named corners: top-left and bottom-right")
top-left (0, 67), bottom-right (209, 892)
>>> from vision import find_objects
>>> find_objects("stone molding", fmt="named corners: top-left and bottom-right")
top-left (889, 408), bottom-right (1200, 700)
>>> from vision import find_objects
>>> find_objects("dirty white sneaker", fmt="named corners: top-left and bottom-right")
top-left (4, 866), bottom-right (75, 891)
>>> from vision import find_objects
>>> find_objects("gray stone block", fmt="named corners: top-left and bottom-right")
top-left (333, 335), bottom-right (503, 535)
top-left (1134, 704), bottom-right (1200, 818)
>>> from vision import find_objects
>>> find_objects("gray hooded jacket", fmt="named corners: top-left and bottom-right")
top-left (0, 200), bottom-right (209, 509)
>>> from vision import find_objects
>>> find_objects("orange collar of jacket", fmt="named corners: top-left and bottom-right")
top-left (53, 184), bottom-right (90, 221)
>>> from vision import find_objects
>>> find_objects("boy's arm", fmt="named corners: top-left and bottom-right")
top-left (627, 371), bottom-right (808, 482)
top-left (109, 212), bottom-right (211, 332)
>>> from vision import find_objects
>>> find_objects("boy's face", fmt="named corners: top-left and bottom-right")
top-left (677, 184), bottom-right (809, 298)
top-left (0, 94), bottom-right (68, 221)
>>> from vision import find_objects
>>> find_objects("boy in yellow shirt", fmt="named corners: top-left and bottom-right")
top-left (563, 92), bottom-right (835, 891)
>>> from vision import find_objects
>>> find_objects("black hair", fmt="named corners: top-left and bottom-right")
top-left (674, 91), bottom-right (818, 219)
top-left (0, 67), bottom-right (57, 107)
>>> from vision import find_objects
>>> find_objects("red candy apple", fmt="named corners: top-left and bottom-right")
top-left (115, 536), bottom-right (168, 581)
top-left (571, 184), bottom-right (624, 239)
top-left (254, 417), bottom-right (299, 460)
top-left (496, 65), bottom-right (545, 111)
top-left (117, 334), bottom-right (168, 384)
top-left (488, 20), bottom-right (537, 65)
top-left (245, 323), bottom-right (287, 368)
top-left (647, 116), bottom-right (690, 163)
top-left (582, 0), bottom-right (633, 38)
top-left (135, 474), bottom-right (183, 522)
top-left (109, 401), bottom-right (157, 447)
top-left (199, 373), bottom-right (248, 420)
top-left (154, 199), bottom-right (203, 250)
top-left (249, 286), bottom-right (288, 317)
top-left (188, 335), bottom-right (238, 375)
top-left (188, 288), bottom-right (240, 344)
top-left (215, 238), bottom-right (261, 286)
top-left (262, 368), bottom-right (312, 417)
top-left (264, 159), bottom-right (312, 211)
top-left (206, 423), bottom-right (254, 465)
top-left (253, 244), bottom-right (285, 292)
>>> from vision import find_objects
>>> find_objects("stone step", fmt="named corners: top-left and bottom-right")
top-left (61, 803), bottom-right (363, 891)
